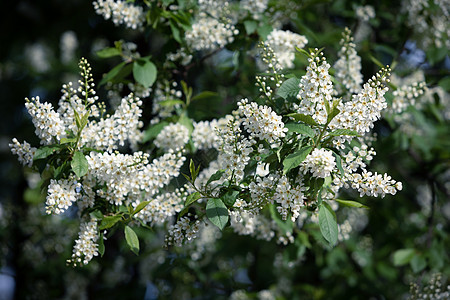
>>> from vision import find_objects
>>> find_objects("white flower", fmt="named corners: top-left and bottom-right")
top-left (266, 29), bottom-right (308, 69)
top-left (154, 123), bottom-right (190, 151)
top-left (46, 179), bottom-right (80, 214)
top-left (9, 138), bottom-right (37, 167)
top-left (301, 148), bottom-right (336, 178)
top-left (185, 17), bottom-right (239, 51)
top-left (93, 0), bottom-right (145, 30)
top-left (68, 219), bottom-right (99, 266)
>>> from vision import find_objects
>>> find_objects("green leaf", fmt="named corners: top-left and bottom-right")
top-left (99, 61), bottom-right (127, 86)
top-left (98, 232), bottom-right (105, 257)
top-left (326, 106), bottom-right (340, 124)
top-left (60, 137), bottom-right (77, 144)
top-left (185, 192), bottom-right (201, 207)
top-left (133, 59), bottom-right (157, 88)
top-left (285, 123), bottom-right (315, 138)
top-left (221, 190), bottom-right (239, 207)
top-left (257, 24), bottom-right (273, 39)
top-left (410, 254), bottom-right (427, 273)
top-left (206, 198), bottom-right (229, 230)
top-left (89, 210), bottom-right (103, 220)
top-left (206, 170), bottom-right (225, 186)
top-left (276, 77), bottom-right (301, 100)
top-left (393, 248), bottom-right (415, 266)
top-left (286, 113), bottom-right (319, 126)
top-left (369, 54), bottom-right (385, 69)
top-left (191, 91), bottom-right (218, 102)
top-left (438, 76), bottom-right (450, 92)
top-left (158, 99), bottom-right (185, 107)
top-left (332, 152), bottom-right (345, 177)
top-left (178, 114), bottom-right (193, 134)
top-left (426, 46), bottom-right (447, 66)
top-left (142, 122), bottom-right (168, 142)
top-left (96, 47), bottom-right (121, 58)
top-left (124, 225), bottom-right (139, 255)
top-left (71, 151), bottom-right (89, 178)
top-left (269, 203), bottom-right (293, 233)
top-left (244, 20), bottom-right (257, 34)
top-left (169, 20), bottom-right (181, 43)
top-left (34, 146), bottom-right (58, 160)
top-left (189, 159), bottom-right (197, 181)
top-left (283, 145), bottom-right (313, 174)
top-left (133, 200), bottom-right (151, 215)
top-left (335, 199), bottom-right (369, 209)
top-left (99, 215), bottom-right (122, 230)
top-left (328, 129), bottom-right (359, 137)
top-left (318, 204), bottom-right (338, 246)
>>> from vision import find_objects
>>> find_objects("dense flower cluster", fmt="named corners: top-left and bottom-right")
top-left (186, 17), bottom-right (239, 51)
top-left (68, 219), bottom-right (99, 266)
top-left (238, 98), bottom-right (288, 143)
top-left (296, 50), bottom-right (334, 125)
top-left (301, 148), bottom-right (336, 178)
top-left (334, 28), bottom-right (363, 94)
top-left (355, 5), bottom-right (375, 21)
top-left (240, 0), bottom-right (269, 16)
top-left (93, 0), bottom-right (145, 30)
top-left (265, 29), bottom-right (308, 69)
top-left (46, 179), bottom-right (80, 214)
top-left (154, 123), bottom-right (190, 151)
top-left (165, 216), bottom-right (201, 247)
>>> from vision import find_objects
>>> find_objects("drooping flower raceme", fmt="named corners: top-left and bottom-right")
top-left (68, 219), bottom-right (99, 266)
top-left (46, 179), bottom-right (80, 215)
top-left (301, 148), bottom-right (336, 178)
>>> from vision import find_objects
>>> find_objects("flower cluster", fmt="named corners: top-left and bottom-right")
top-left (355, 5), bottom-right (375, 22)
top-left (238, 99), bottom-right (288, 144)
top-left (296, 50), bottom-right (334, 125)
top-left (334, 28), bottom-right (363, 94)
top-left (185, 17), bottom-right (239, 51)
top-left (240, 0), bottom-right (269, 17)
top-left (9, 138), bottom-right (36, 167)
top-left (165, 216), bottom-right (201, 247)
top-left (93, 0), bottom-right (145, 30)
top-left (154, 123), bottom-right (190, 151)
top-left (301, 148), bottom-right (336, 179)
top-left (46, 179), bottom-right (80, 215)
top-left (68, 219), bottom-right (99, 266)
top-left (265, 29), bottom-right (308, 69)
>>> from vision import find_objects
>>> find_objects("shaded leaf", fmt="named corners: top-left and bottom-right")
top-left (99, 215), bottom-right (122, 230)
top-left (185, 192), bottom-right (201, 207)
top-left (206, 198), bottom-right (229, 230)
top-left (276, 77), bottom-right (300, 99)
top-left (133, 59), bottom-right (157, 88)
top-left (393, 248), bottom-right (415, 266)
top-left (96, 47), bottom-right (121, 58)
top-left (285, 123), bottom-right (315, 138)
top-left (318, 204), bottom-right (338, 246)
top-left (206, 170), bottom-right (225, 186)
top-left (133, 200), bottom-right (151, 215)
top-left (283, 145), bottom-right (313, 174)
top-left (335, 199), bottom-right (369, 209)
top-left (124, 225), bottom-right (139, 255)
top-left (286, 113), bottom-right (319, 126)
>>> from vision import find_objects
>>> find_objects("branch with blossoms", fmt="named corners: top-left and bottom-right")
top-left (10, 21), bottom-right (404, 266)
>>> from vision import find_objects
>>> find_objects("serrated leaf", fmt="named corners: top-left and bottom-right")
top-left (276, 77), bottom-right (301, 99)
top-left (286, 113), bottom-right (319, 126)
top-left (335, 199), bottom-right (369, 209)
top-left (285, 123), bottom-right (315, 138)
top-left (244, 20), bottom-right (257, 34)
top-left (185, 192), bottom-right (201, 206)
top-left (99, 215), bottom-right (122, 230)
top-left (328, 129), bottom-right (359, 137)
top-left (71, 151), bottom-right (89, 178)
top-left (206, 170), bottom-right (225, 187)
top-left (142, 122), bottom-right (168, 143)
top-left (34, 146), bottom-right (58, 160)
top-left (133, 59), bottom-right (157, 88)
top-left (283, 145), bottom-right (313, 174)
top-left (99, 61), bottom-right (127, 86)
top-left (124, 225), bottom-right (139, 255)
top-left (393, 248), bottom-right (415, 266)
top-left (318, 204), bottom-right (338, 246)
top-left (206, 198), bottom-right (229, 230)
top-left (96, 47), bottom-right (121, 58)
top-left (410, 254), bottom-right (427, 273)
top-left (98, 232), bottom-right (105, 257)
top-left (132, 200), bottom-right (151, 215)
